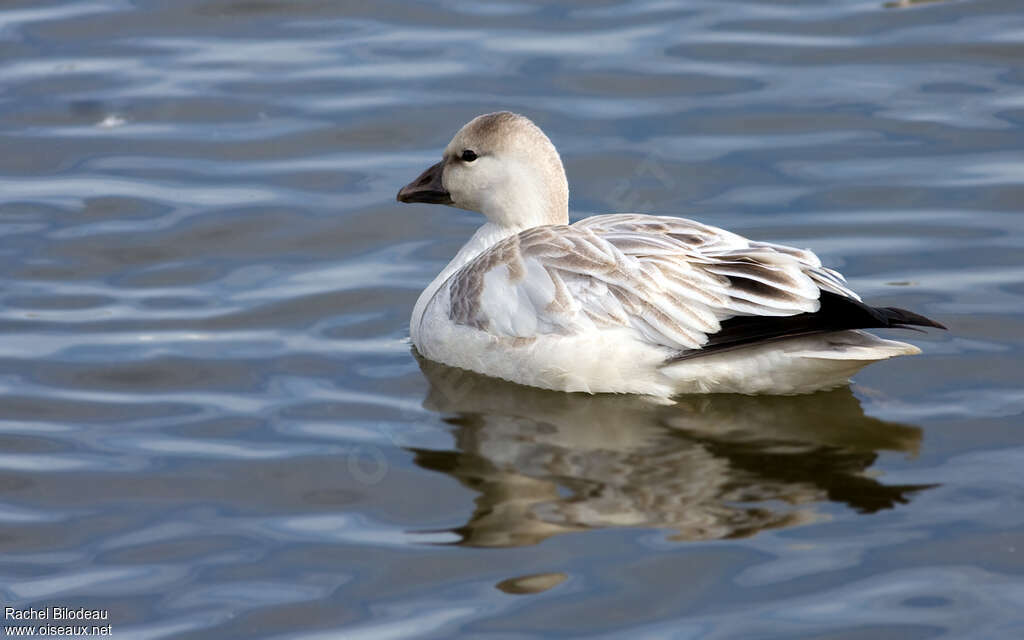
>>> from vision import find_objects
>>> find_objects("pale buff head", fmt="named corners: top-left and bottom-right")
top-left (398, 112), bottom-right (569, 229)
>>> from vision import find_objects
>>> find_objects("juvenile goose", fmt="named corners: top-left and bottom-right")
top-left (397, 112), bottom-right (944, 397)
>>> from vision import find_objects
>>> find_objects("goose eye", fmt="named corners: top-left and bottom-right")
top-left (461, 149), bottom-right (478, 162)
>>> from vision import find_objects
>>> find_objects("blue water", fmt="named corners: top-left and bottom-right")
top-left (2, 0), bottom-right (1023, 637)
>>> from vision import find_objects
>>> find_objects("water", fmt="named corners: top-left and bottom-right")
top-left (1, 0), bottom-right (1023, 637)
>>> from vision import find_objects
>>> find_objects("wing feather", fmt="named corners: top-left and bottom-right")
top-left (445, 214), bottom-right (861, 353)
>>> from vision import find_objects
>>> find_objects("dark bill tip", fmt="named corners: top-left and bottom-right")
top-left (397, 160), bottom-right (452, 205)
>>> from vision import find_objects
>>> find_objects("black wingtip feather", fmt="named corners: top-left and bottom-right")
top-left (877, 306), bottom-right (947, 331)
top-left (666, 291), bottom-right (946, 363)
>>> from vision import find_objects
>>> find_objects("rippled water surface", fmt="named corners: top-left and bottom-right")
top-left (2, 0), bottom-right (1023, 637)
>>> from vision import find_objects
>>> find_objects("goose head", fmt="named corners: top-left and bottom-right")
top-left (397, 112), bottom-right (569, 229)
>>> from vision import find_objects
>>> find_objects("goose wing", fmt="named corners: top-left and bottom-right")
top-left (446, 214), bottom-right (861, 353)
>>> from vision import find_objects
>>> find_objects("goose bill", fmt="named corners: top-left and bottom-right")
top-left (397, 161), bottom-right (452, 204)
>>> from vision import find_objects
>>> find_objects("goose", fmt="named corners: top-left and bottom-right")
top-left (397, 112), bottom-right (944, 397)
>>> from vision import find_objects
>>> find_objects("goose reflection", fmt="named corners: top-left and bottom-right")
top-left (412, 358), bottom-right (935, 548)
